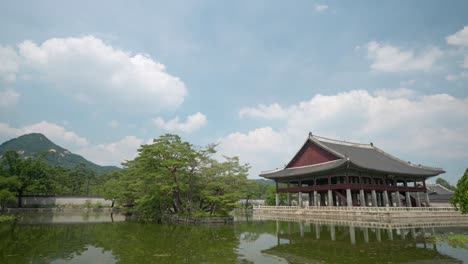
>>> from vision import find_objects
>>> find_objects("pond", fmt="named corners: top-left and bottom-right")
top-left (1, 211), bottom-right (468, 263)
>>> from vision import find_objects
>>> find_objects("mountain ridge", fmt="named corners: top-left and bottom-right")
top-left (0, 133), bottom-right (120, 175)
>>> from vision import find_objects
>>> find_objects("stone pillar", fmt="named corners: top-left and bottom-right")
top-left (346, 189), bottom-right (352, 207)
top-left (383, 190), bottom-right (389, 207)
top-left (376, 228), bottom-right (381, 242)
top-left (360, 189), bottom-right (366, 207)
top-left (275, 193), bottom-right (279, 206)
top-left (405, 192), bottom-right (412, 207)
top-left (395, 192), bottom-right (402, 207)
top-left (298, 192), bottom-right (303, 207)
top-left (415, 192), bottom-right (421, 207)
top-left (308, 192), bottom-right (312, 207)
top-left (371, 190), bottom-right (378, 207)
top-left (328, 190), bottom-right (333, 207)
top-left (314, 191), bottom-right (319, 206)
top-left (376, 192), bottom-right (381, 206)
top-left (425, 192), bottom-right (431, 207)
top-left (287, 193), bottom-right (291, 206)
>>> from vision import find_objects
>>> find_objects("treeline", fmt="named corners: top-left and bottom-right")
top-left (0, 151), bottom-right (105, 209)
top-left (0, 134), bottom-right (273, 217)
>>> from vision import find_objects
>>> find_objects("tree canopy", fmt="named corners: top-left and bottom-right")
top-left (435, 178), bottom-right (456, 191)
top-left (451, 169), bottom-right (468, 214)
top-left (102, 134), bottom-right (251, 219)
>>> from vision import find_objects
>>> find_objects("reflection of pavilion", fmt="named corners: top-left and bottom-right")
top-left (264, 220), bottom-right (462, 263)
top-left (261, 134), bottom-right (445, 208)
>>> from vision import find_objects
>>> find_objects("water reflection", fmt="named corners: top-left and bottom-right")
top-left (264, 219), bottom-right (467, 263)
top-left (0, 211), bottom-right (467, 263)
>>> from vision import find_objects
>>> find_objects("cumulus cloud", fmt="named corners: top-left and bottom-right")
top-left (314, 4), bottom-right (329, 12)
top-left (366, 41), bottom-right (442, 72)
top-left (77, 136), bottom-right (144, 166)
top-left (0, 121), bottom-right (89, 147)
top-left (446, 26), bottom-right (468, 46)
top-left (0, 45), bottom-right (20, 82)
top-left (3, 36), bottom-right (187, 112)
top-left (223, 90), bottom-right (468, 178)
top-left (152, 112), bottom-right (207, 132)
top-left (0, 89), bottom-right (20, 107)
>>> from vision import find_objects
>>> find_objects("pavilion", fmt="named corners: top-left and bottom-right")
top-left (260, 133), bottom-right (445, 207)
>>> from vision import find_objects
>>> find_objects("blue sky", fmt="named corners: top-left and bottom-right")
top-left (0, 0), bottom-right (467, 184)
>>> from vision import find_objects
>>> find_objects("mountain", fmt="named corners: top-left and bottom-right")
top-left (0, 133), bottom-right (120, 175)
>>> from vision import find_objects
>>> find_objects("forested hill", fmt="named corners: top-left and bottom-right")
top-left (0, 133), bottom-right (120, 175)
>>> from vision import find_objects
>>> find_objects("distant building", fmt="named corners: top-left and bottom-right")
top-left (426, 184), bottom-right (454, 207)
top-left (260, 133), bottom-right (445, 207)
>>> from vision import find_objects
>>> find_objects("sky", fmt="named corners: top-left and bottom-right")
top-left (0, 0), bottom-right (467, 184)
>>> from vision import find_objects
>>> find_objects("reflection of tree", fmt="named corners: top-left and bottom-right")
top-left (0, 222), bottom-right (242, 264)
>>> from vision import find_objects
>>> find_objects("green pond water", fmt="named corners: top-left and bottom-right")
top-left (1, 211), bottom-right (468, 263)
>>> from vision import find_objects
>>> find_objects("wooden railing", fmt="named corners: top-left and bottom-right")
top-left (277, 184), bottom-right (426, 193)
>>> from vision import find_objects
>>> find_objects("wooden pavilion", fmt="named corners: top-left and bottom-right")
top-left (260, 133), bottom-right (445, 207)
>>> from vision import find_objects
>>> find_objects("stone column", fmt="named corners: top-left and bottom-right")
top-left (275, 193), bottom-right (279, 206)
top-left (346, 189), bottom-right (352, 207)
top-left (308, 192), bottom-right (312, 207)
top-left (328, 190), bottom-right (333, 207)
top-left (376, 192), bottom-right (381, 206)
top-left (298, 192), bottom-right (303, 207)
top-left (405, 192), bottom-right (412, 207)
top-left (371, 190), bottom-right (378, 207)
top-left (363, 227), bottom-right (369, 243)
top-left (360, 189), bottom-right (366, 207)
top-left (383, 190), bottom-right (389, 207)
top-left (395, 192), bottom-right (401, 207)
top-left (425, 192), bottom-right (431, 207)
top-left (415, 192), bottom-right (421, 207)
top-left (314, 191), bottom-right (319, 206)
top-left (287, 193), bottom-right (291, 206)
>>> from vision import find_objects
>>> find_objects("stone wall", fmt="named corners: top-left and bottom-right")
top-left (20, 196), bottom-right (112, 207)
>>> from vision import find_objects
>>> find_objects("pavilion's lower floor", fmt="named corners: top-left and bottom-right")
top-left (275, 189), bottom-right (431, 207)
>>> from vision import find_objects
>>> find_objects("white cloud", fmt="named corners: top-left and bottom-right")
top-left (152, 112), bottom-right (207, 132)
top-left (366, 41), bottom-right (442, 72)
top-left (0, 45), bottom-right (20, 82)
top-left (217, 127), bottom-right (292, 175)
top-left (222, 90), bottom-right (468, 178)
top-left (446, 26), bottom-right (468, 46)
top-left (0, 121), bottom-right (89, 147)
top-left (463, 55), bottom-right (468, 69)
top-left (314, 4), bottom-right (329, 12)
top-left (446, 71), bottom-right (468, 81)
top-left (0, 89), bottom-right (20, 107)
top-left (77, 136), bottom-right (143, 166)
top-left (4, 36), bottom-right (187, 112)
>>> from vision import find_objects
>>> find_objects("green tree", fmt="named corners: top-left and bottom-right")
top-left (0, 150), bottom-right (49, 207)
top-left (108, 134), bottom-right (250, 218)
top-left (265, 185), bottom-right (287, 206)
top-left (451, 169), bottom-right (468, 213)
top-left (436, 178), bottom-right (456, 191)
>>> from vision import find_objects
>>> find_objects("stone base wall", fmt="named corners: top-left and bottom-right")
top-left (254, 206), bottom-right (468, 222)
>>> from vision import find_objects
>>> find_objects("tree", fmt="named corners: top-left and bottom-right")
top-left (436, 178), bottom-right (456, 191)
top-left (265, 185), bottom-right (287, 206)
top-left (0, 151), bottom-right (49, 207)
top-left (451, 169), bottom-right (468, 214)
top-left (110, 134), bottom-right (250, 218)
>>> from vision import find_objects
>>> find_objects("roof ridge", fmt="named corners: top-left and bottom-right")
top-left (311, 134), bottom-right (373, 149)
